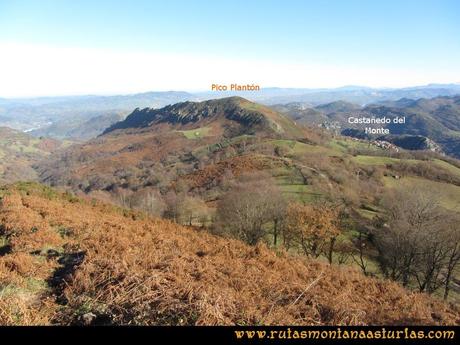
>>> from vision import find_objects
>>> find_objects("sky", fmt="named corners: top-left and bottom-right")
top-left (0, 0), bottom-right (459, 97)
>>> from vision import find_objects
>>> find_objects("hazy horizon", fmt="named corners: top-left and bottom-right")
top-left (1, 0), bottom-right (459, 97)
top-left (1, 82), bottom-right (460, 100)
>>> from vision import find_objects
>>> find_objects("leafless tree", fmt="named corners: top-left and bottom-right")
top-left (442, 219), bottom-right (460, 300)
top-left (351, 226), bottom-right (370, 275)
top-left (374, 187), bottom-right (459, 295)
top-left (215, 173), bottom-right (284, 245)
top-left (283, 202), bottom-right (340, 261)
top-left (164, 190), bottom-right (209, 226)
top-left (130, 189), bottom-right (165, 217)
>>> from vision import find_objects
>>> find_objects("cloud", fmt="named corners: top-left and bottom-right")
top-left (0, 42), bottom-right (458, 97)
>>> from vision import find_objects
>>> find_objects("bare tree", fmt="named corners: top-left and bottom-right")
top-left (271, 193), bottom-right (289, 247)
top-left (215, 173), bottom-right (283, 246)
top-left (117, 188), bottom-right (133, 209)
top-left (130, 189), bottom-right (165, 217)
top-left (164, 190), bottom-right (209, 226)
top-left (179, 196), bottom-right (209, 226)
top-left (351, 226), bottom-right (370, 275)
top-left (443, 219), bottom-right (460, 300)
top-left (374, 187), bottom-right (458, 294)
top-left (334, 239), bottom-right (353, 265)
top-left (413, 225), bottom-right (450, 294)
top-left (283, 202), bottom-right (340, 261)
top-left (164, 190), bottom-right (180, 223)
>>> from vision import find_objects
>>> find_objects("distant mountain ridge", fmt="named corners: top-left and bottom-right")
top-left (31, 112), bottom-right (126, 140)
top-left (198, 83), bottom-right (460, 105)
top-left (0, 91), bottom-right (198, 136)
top-left (273, 95), bottom-right (460, 157)
top-left (315, 100), bottom-right (361, 113)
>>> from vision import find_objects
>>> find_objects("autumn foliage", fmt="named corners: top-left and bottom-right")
top-left (284, 203), bottom-right (340, 258)
top-left (0, 183), bottom-right (458, 325)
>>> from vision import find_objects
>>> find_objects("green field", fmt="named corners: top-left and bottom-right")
top-left (433, 159), bottom-right (460, 177)
top-left (383, 176), bottom-right (460, 211)
top-left (275, 171), bottom-right (323, 203)
top-left (352, 155), bottom-right (460, 179)
top-left (352, 155), bottom-right (417, 165)
top-left (355, 208), bottom-right (379, 220)
top-left (329, 139), bottom-right (383, 154)
top-left (269, 139), bottom-right (338, 156)
top-left (177, 127), bottom-right (211, 139)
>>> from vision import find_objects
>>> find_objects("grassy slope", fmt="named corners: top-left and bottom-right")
top-left (434, 159), bottom-right (460, 177)
top-left (239, 100), bottom-right (305, 138)
top-left (383, 176), bottom-right (460, 211)
top-left (177, 126), bottom-right (212, 139)
top-left (0, 182), bottom-right (458, 325)
top-left (185, 135), bottom-right (460, 210)
top-left (351, 155), bottom-right (460, 174)
top-left (352, 155), bottom-right (407, 165)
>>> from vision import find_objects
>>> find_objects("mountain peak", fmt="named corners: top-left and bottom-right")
top-left (103, 97), bottom-right (304, 138)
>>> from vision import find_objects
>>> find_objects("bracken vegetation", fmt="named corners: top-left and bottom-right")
top-left (0, 183), bottom-right (458, 325)
top-left (1, 97), bottom-right (460, 326)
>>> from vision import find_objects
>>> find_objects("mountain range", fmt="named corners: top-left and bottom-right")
top-left (197, 84), bottom-right (460, 105)
top-left (0, 91), bottom-right (197, 136)
top-left (1, 84), bottom-right (460, 141)
top-left (273, 95), bottom-right (460, 158)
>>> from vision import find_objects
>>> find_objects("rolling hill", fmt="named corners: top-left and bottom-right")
top-left (315, 100), bottom-right (361, 114)
top-left (104, 96), bottom-right (304, 138)
top-left (0, 127), bottom-right (70, 184)
top-left (195, 84), bottom-right (460, 105)
top-left (348, 96), bottom-right (460, 157)
top-left (35, 97), bottom-right (306, 194)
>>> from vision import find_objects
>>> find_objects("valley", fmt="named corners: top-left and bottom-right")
top-left (1, 94), bottom-right (460, 325)
top-left (273, 95), bottom-right (460, 158)
top-left (2, 0), bottom-right (459, 334)
top-left (0, 127), bottom-right (72, 184)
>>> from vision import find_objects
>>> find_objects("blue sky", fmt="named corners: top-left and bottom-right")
top-left (0, 0), bottom-right (459, 96)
